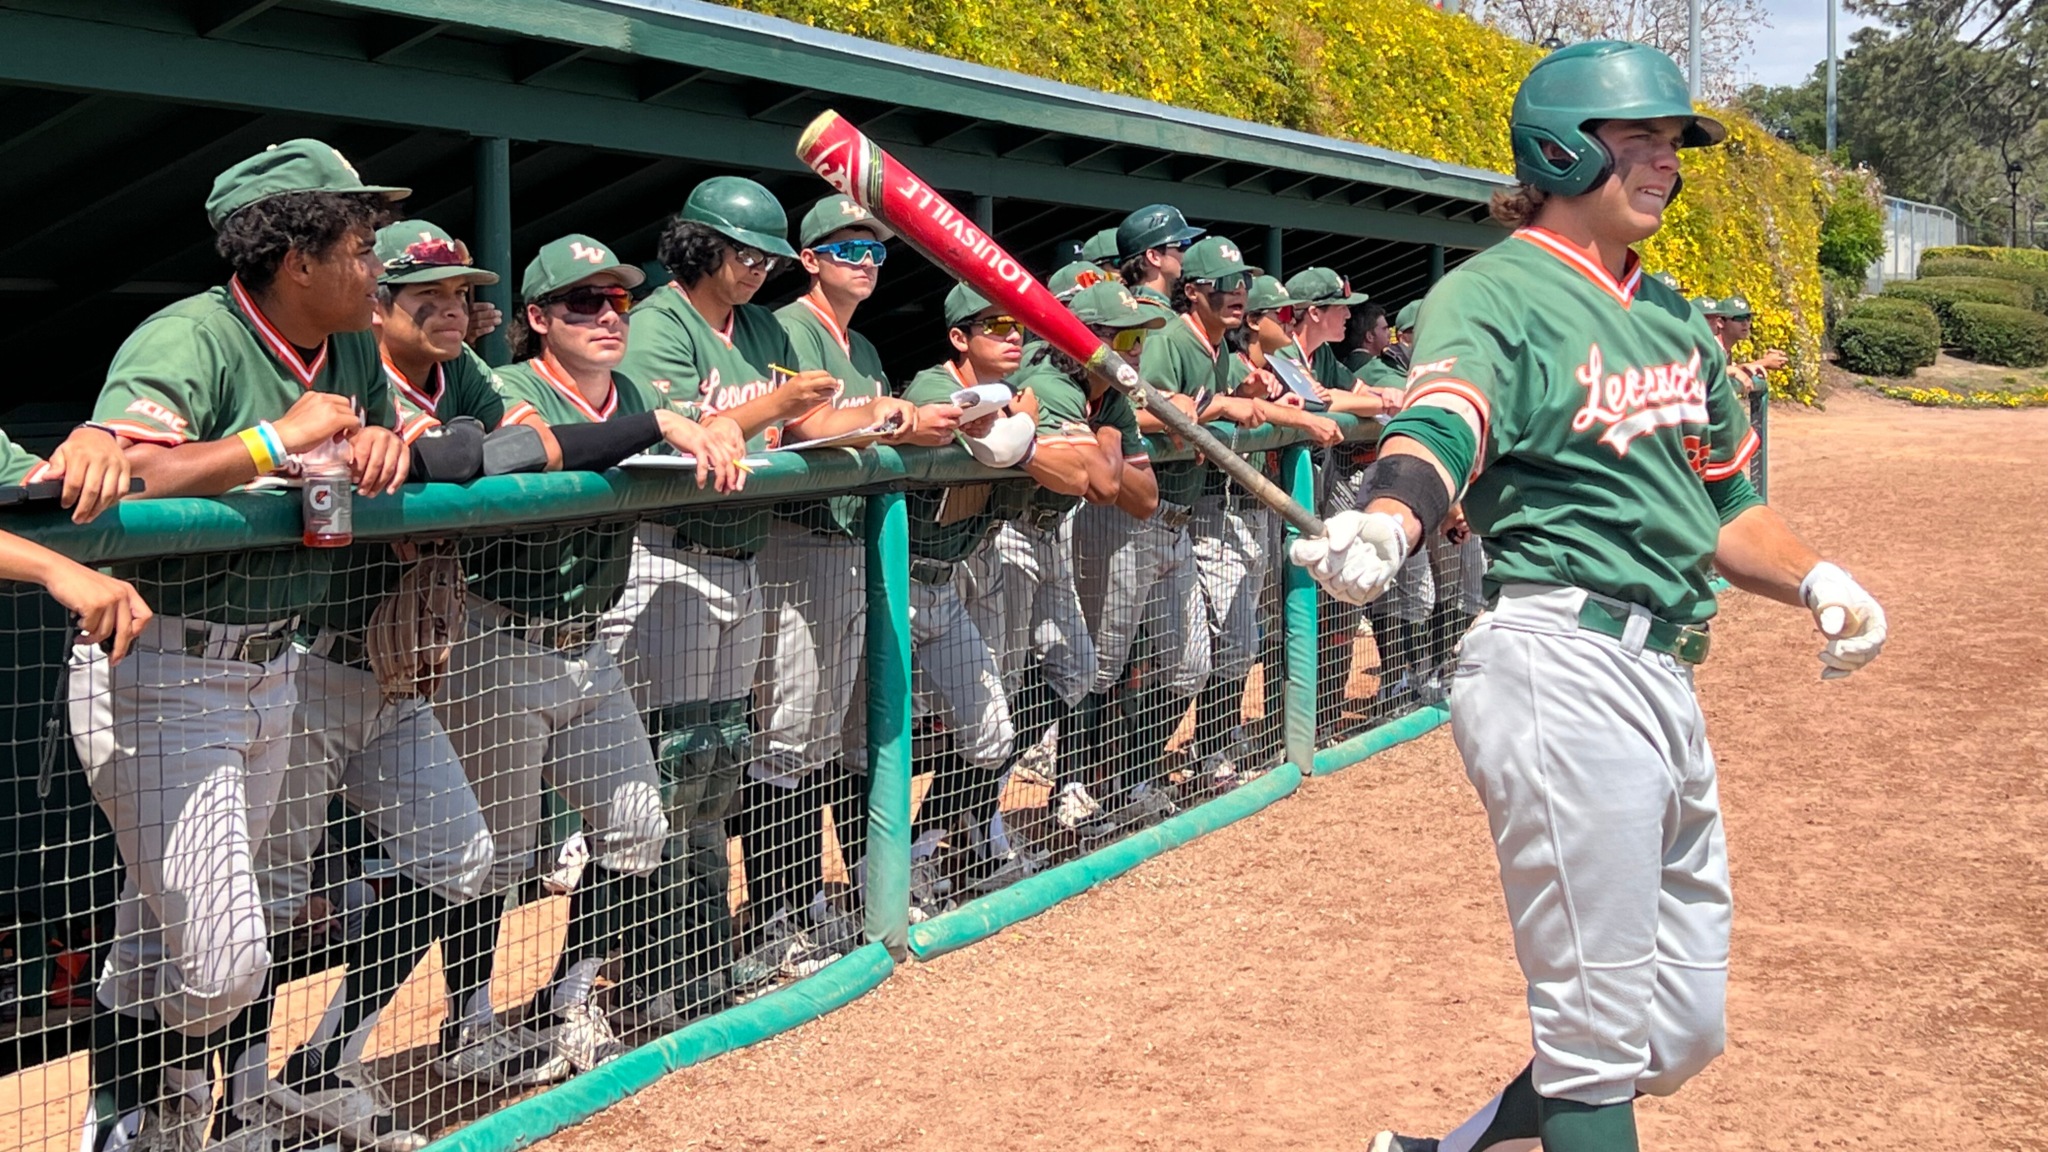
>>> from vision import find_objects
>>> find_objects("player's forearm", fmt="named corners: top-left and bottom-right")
top-left (786, 403), bottom-right (884, 443)
top-left (1324, 390), bottom-right (1387, 417)
top-left (123, 439), bottom-right (262, 497)
top-left (1022, 441), bottom-right (1091, 496)
top-left (1081, 432), bottom-right (1122, 504)
top-left (1359, 436), bottom-right (1458, 552)
top-left (0, 530), bottom-right (87, 589)
top-left (1114, 462), bottom-right (1159, 519)
top-left (1134, 393), bottom-right (1200, 435)
top-left (712, 395), bottom-right (791, 441)
top-left (1711, 504), bottom-right (1823, 607)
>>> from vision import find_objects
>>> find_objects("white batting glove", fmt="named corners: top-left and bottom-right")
top-left (1800, 561), bottom-right (1887, 680)
top-left (1288, 510), bottom-right (1410, 605)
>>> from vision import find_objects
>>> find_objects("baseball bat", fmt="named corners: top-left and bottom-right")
top-left (795, 110), bottom-right (1328, 538)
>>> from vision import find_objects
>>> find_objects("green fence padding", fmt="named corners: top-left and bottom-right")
top-left (862, 486), bottom-right (912, 958)
top-left (1309, 703), bottom-right (1450, 776)
top-left (906, 762), bottom-right (1303, 962)
top-left (1280, 443), bottom-right (1319, 773)
top-left (420, 942), bottom-right (894, 1152)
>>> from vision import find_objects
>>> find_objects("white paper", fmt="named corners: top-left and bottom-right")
top-left (618, 453), bottom-right (773, 469)
top-left (951, 383), bottom-right (1013, 423)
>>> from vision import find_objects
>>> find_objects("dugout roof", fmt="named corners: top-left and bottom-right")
top-left (0, 0), bottom-right (1509, 435)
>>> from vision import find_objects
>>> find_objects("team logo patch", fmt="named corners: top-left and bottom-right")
top-left (1218, 243), bottom-right (1241, 263)
top-left (568, 241), bottom-right (607, 265)
top-left (650, 379), bottom-right (672, 393)
top-left (1408, 356), bottom-right (1457, 383)
top-left (1681, 435), bottom-right (1709, 475)
top-left (125, 398), bottom-right (188, 432)
top-left (1571, 342), bottom-right (1709, 457)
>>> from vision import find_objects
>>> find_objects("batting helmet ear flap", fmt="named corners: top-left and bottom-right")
top-left (1510, 123), bottom-right (1615, 197)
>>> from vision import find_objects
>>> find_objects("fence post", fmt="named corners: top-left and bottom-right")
top-left (1280, 442), bottom-right (1318, 772)
top-left (862, 484), bottom-right (912, 959)
top-left (471, 136), bottom-right (512, 367)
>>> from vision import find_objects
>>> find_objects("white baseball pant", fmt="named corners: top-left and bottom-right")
top-left (1072, 503), bottom-right (1210, 698)
top-left (439, 600), bottom-right (667, 890)
top-left (600, 528), bottom-right (764, 713)
top-left (751, 521), bottom-right (865, 783)
top-left (963, 517), bottom-right (1096, 709)
top-left (906, 574), bottom-right (1015, 779)
top-left (1189, 494), bottom-right (1268, 683)
top-left (1450, 583), bottom-right (1730, 1107)
top-left (66, 617), bottom-right (296, 1037)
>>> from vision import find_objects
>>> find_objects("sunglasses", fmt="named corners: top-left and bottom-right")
top-left (730, 245), bottom-right (782, 274)
top-left (385, 236), bottom-right (473, 272)
top-left (1091, 325), bottom-right (1148, 353)
top-left (1192, 272), bottom-right (1252, 294)
top-left (1726, 314), bottom-right (1753, 323)
top-left (813, 239), bottom-right (889, 267)
top-left (974, 316), bottom-right (1024, 339)
top-left (538, 285), bottom-right (634, 317)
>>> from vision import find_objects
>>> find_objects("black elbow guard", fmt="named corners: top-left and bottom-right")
top-left (482, 423), bottom-right (551, 476)
top-left (409, 416), bottom-right (485, 483)
top-left (552, 410), bottom-right (663, 473)
top-left (1362, 453), bottom-right (1452, 534)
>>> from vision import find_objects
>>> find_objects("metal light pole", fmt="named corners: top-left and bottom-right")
top-left (1688, 0), bottom-right (1703, 100)
top-left (1826, 0), bottom-right (1839, 153)
top-left (2009, 161), bottom-right (2025, 248)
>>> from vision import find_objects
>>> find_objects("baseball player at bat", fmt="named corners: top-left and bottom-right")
top-left (1286, 42), bottom-right (1887, 1152)
top-left (748, 194), bottom-right (961, 943)
top-left (70, 139), bottom-right (410, 1152)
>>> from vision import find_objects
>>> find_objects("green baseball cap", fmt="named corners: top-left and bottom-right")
top-left (682, 175), bottom-right (796, 258)
top-left (1651, 270), bottom-right (1684, 293)
top-left (205, 138), bottom-right (408, 231)
top-left (1246, 275), bottom-right (1298, 313)
top-left (375, 220), bottom-right (499, 287)
top-left (1115, 204), bottom-right (1205, 262)
top-left (944, 283), bottom-right (998, 329)
top-left (1068, 282), bottom-right (1168, 330)
top-left (1181, 235), bottom-right (1260, 284)
top-left (1081, 228), bottom-right (1120, 265)
top-left (1711, 294), bottom-right (1753, 318)
top-left (1689, 295), bottom-right (1716, 314)
top-left (520, 234), bottom-right (646, 303)
top-left (796, 193), bottom-right (893, 249)
top-left (1394, 301), bottom-right (1421, 332)
top-left (1049, 260), bottom-right (1116, 300)
top-left (1285, 266), bottom-right (1367, 307)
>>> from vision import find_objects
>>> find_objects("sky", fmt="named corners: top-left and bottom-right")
top-left (1737, 0), bottom-right (1882, 89)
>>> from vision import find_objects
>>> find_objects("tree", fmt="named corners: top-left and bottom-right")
top-left (1467, 0), bottom-right (1768, 101)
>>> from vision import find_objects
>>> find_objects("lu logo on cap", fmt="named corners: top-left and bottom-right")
top-left (569, 241), bottom-right (608, 265)
top-left (1218, 243), bottom-right (1241, 262)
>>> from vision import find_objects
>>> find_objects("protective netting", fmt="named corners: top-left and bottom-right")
top-left (0, 420), bottom-right (1501, 1152)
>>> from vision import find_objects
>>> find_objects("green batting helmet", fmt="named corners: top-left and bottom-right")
top-left (1510, 40), bottom-right (1726, 199)
top-left (681, 175), bottom-right (796, 258)
top-left (1116, 204), bottom-right (1205, 262)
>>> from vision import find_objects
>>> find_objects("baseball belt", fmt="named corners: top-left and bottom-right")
top-left (1153, 500), bottom-right (1192, 531)
top-left (908, 557), bottom-right (958, 585)
top-left (1575, 596), bottom-right (1711, 665)
top-left (174, 618), bottom-right (297, 664)
top-left (1025, 505), bottom-right (1068, 533)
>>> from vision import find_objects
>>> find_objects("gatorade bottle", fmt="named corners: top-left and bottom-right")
top-left (301, 434), bottom-right (353, 548)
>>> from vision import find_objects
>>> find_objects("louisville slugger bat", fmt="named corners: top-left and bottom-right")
top-left (795, 110), bottom-right (1328, 538)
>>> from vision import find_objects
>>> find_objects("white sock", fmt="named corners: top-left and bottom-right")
top-left (911, 829), bottom-right (946, 861)
top-left (1440, 1087), bottom-right (1538, 1152)
top-left (553, 958), bottom-right (604, 1009)
top-left (338, 1009), bottom-right (378, 1067)
top-left (460, 987), bottom-right (497, 1034)
top-left (226, 1044), bottom-right (268, 1117)
top-left (161, 1064), bottom-right (210, 1109)
top-left (986, 809), bottom-right (1012, 858)
top-left (308, 984), bottom-right (348, 1052)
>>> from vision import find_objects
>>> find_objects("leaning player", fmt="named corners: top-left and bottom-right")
top-left (749, 194), bottom-right (958, 943)
top-left (1272, 267), bottom-right (1403, 419)
top-left (1290, 42), bottom-right (1887, 1152)
top-left (74, 139), bottom-right (408, 1152)
top-left (0, 425), bottom-right (148, 655)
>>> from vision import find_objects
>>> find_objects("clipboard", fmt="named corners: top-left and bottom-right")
top-left (0, 478), bottom-right (145, 507)
top-left (1266, 355), bottom-right (1329, 411)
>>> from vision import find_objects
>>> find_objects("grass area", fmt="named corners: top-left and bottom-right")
top-left (1837, 353), bottom-right (2048, 408)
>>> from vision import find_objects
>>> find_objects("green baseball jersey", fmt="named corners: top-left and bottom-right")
top-left (1008, 345), bottom-right (1146, 517)
top-left (459, 359), bottom-right (651, 621)
top-left (307, 348), bottom-right (525, 643)
top-left (1386, 227), bottom-right (1761, 625)
top-left (1355, 355), bottom-right (1407, 391)
top-left (93, 280), bottom-right (394, 624)
top-left (901, 362), bottom-right (1015, 563)
top-left (774, 294), bottom-right (890, 537)
top-left (620, 285), bottom-right (795, 555)
top-left (1138, 312), bottom-right (1232, 508)
top-left (1275, 340), bottom-right (1354, 394)
top-left (388, 346), bottom-right (521, 442)
top-left (0, 430), bottom-right (51, 487)
top-left (1131, 284), bottom-right (1175, 320)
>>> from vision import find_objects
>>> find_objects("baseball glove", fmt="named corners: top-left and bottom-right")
top-left (365, 545), bottom-right (467, 700)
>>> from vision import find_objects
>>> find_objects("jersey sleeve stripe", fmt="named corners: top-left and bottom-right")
top-left (101, 420), bottom-right (189, 447)
top-left (399, 413), bottom-right (441, 445)
top-left (1700, 428), bottom-right (1760, 482)
top-left (23, 461), bottom-right (54, 484)
top-left (1404, 379), bottom-right (1491, 447)
top-left (502, 401), bottom-right (539, 429)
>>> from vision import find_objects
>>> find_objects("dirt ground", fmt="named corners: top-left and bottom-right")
top-left (533, 390), bottom-right (2048, 1151)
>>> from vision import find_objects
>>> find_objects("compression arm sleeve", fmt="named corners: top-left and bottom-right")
top-left (551, 411), bottom-right (663, 473)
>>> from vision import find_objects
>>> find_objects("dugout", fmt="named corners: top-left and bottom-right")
top-left (0, 0), bottom-right (1507, 1059)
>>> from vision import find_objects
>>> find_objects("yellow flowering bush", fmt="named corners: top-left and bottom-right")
top-left (1870, 382), bottom-right (2048, 408)
top-left (728, 0), bottom-right (1827, 400)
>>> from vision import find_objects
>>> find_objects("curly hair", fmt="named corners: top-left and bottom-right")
top-left (505, 308), bottom-right (542, 363)
top-left (1341, 302), bottom-right (1388, 354)
top-left (214, 191), bottom-right (391, 292)
top-left (1489, 184), bottom-right (1550, 229)
top-left (655, 219), bottom-right (728, 288)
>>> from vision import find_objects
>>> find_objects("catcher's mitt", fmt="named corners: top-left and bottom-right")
top-left (365, 546), bottom-right (466, 700)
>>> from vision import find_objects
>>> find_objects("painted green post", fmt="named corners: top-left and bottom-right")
top-left (862, 483), bottom-right (912, 959)
top-left (473, 136), bottom-right (513, 367)
top-left (1280, 443), bottom-right (1318, 773)
top-left (1428, 243), bottom-right (1446, 284)
top-left (1266, 225), bottom-right (1284, 280)
top-left (1752, 387), bottom-right (1770, 503)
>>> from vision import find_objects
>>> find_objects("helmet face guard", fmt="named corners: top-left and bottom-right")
top-left (1510, 40), bottom-right (1725, 200)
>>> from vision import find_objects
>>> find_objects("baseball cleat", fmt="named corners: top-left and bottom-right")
top-left (435, 1021), bottom-right (570, 1089)
top-left (1052, 783), bottom-right (1103, 831)
top-left (1369, 1133), bottom-right (1440, 1152)
top-left (137, 1089), bottom-right (211, 1152)
top-left (293, 1065), bottom-right (426, 1152)
top-left (550, 1001), bottom-right (625, 1073)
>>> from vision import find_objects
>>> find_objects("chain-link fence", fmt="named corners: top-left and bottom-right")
top-left (0, 413), bottom-right (1521, 1152)
top-left (1866, 195), bottom-right (1966, 291)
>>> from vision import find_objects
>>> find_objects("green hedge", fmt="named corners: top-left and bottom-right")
top-left (1847, 296), bottom-right (1940, 334)
top-left (1917, 258), bottom-right (2048, 311)
top-left (1836, 315), bottom-right (1939, 377)
top-left (1947, 302), bottom-right (2048, 367)
top-left (1882, 275), bottom-right (2034, 337)
top-left (1921, 245), bottom-right (2048, 272)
